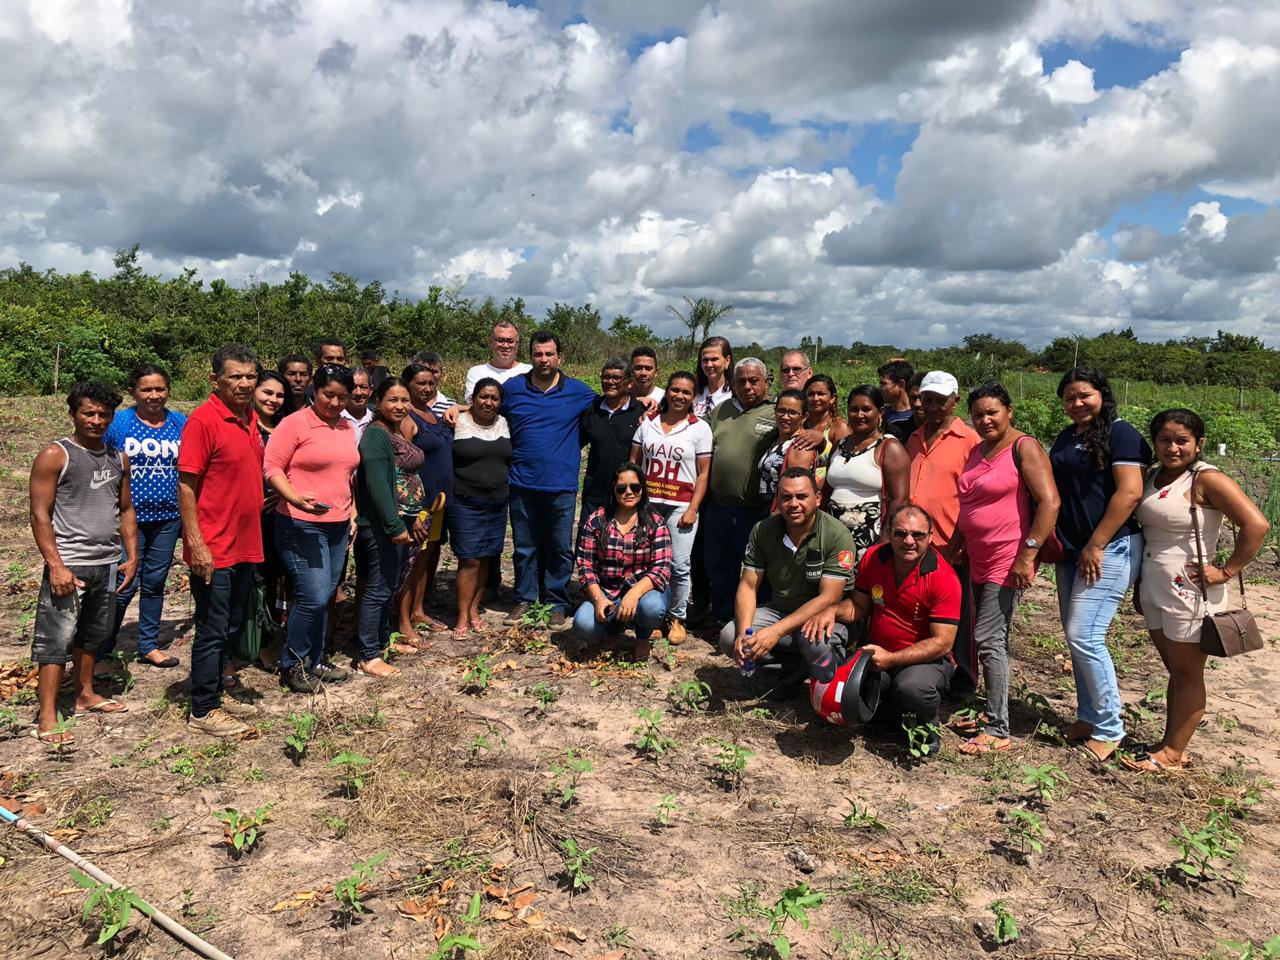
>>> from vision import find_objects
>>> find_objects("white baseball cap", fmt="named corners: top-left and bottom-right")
top-left (919, 371), bottom-right (958, 397)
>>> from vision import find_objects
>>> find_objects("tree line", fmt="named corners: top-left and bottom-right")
top-left (2, 247), bottom-right (1279, 398)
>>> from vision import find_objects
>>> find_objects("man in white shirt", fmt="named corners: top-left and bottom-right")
top-left (629, 346), bottom-right (664, 404)
top-left (464, 321), bottom-right (532, 402)
top-left (341, 367), bottom-right (373, 438)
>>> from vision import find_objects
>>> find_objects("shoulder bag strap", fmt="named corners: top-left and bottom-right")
top-left (1189, 466), bottom-right (1250, 609)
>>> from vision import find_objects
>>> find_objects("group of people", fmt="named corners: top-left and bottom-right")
top-left (27, 329), bottom-right (1269, 776)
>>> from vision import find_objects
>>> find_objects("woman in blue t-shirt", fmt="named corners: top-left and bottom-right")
top-left (95, 363), bottom-right (186, 671)
top-left (1049, 366), bottom-right (1151, 762)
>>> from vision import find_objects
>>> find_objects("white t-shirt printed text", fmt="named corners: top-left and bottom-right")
top-left (632, 415), bottom-right (713, 506)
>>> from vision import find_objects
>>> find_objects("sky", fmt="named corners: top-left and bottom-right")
top-left (3, 1), bottom-right (1280, 349)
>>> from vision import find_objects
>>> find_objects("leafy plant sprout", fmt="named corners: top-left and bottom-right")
top-left (1005, 808), bottom-right (1045, 857)
top-left (632, 706), bottom-right (676, 757)
top-left (671, 679), bottom-right (711, 712)
top-left (529, 681), bottom-right (559, 717)
top-left (547, 749), bottom-right (594, 807)
top-left (333, 851), bottom-right (389, 923)
top-left (520, 602), bottom-right (555, 629)
top-left (215, 804), bottom-right (272, 855)
top-left (328, 751), bottom-right (372, 796)
top-left (704, 737), bottom-right (752, 790)
top-left (284, 711), bottom-right (316, 761)
top-left (71, 869), bottom-right (155, 947)
top-left (1020, 763), bottom-right (1068, 804)
top-left (460, 653), bottom-right (493, 694)
top-left (560, 837), bottom-right (597, 892)
top-left (843, 798), bottom-right (888, 833)
top-left (989, 900), bottom-right (1019, 944)
top-left (652, 793), bottom-right (680, 827)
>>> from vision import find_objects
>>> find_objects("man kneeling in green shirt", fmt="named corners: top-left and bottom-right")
top-left (719, 467), bottom-right (856, 700)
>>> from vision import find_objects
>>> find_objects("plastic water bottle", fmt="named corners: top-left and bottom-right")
top-left (741, 627), bottom-right (756, 677)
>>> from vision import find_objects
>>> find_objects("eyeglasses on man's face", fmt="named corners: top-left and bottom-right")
top-left (891, 529), bottom-right (930, 541)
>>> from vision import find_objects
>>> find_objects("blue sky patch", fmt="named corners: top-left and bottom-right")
top-left (1041, 35), bottom-right (1182, 90)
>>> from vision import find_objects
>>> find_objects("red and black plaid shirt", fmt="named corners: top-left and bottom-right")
top-left (576, 507), bottom-right (672, 600)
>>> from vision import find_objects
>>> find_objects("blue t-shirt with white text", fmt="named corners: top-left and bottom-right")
top-left (104, 407), bottom-right (186, 523)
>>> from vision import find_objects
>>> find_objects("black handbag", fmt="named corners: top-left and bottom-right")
top-left (1189, 469), bottom-right (1262, 657)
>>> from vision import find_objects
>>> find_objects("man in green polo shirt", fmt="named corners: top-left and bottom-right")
top-left (718, 467), bottom-right (856, 699)
top-left (703, 357), bottom-right (777, 627)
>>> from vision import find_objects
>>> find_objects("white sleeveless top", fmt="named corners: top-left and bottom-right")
top-left (826, 437), bottom-right (884, 509)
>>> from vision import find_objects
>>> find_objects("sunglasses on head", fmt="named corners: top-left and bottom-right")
top-left (892, 529), bottom-right (930, 541)
top-left (614, 483), bottom-right (644, 494)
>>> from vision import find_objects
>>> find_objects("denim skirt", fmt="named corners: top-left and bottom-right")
top-left (448, 495), bottom-right (508, 559)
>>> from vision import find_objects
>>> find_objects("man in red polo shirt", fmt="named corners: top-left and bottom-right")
top-left (804, 503), bottom-right (961, 756)
top-left (906, 370), bottom-right (979, 695)
top-left (177, 344), bottom-right (265, 737)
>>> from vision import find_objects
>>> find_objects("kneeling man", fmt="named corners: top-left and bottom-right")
top-left (804, 503), bottom-right (960, 755)
top-left (719, 468), bottom-right (855, 698)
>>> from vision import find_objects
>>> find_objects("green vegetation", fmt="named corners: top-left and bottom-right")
top-left (333, 851), bottom-right (388, 922)
top-left (1171, 810), bottom-right (1242, 883)
top-left (284, 711), bottom-right (316, 761)
top-left (426, 893), bottom-right (483, 959)
top-left (71, 869), bottom-right (154, 947)
top-left (460, 654), bottom-right (493, 694)
top-left (215, 805), bottom-right (272, 855)
top-left (988, 900), bottom-right (1019, 944)
top-left (704, 738), bottom-right (753, 790)
top-left (547, 750), bottom-right (593, 808)
top-left (560, 838), bottom-right (597, 892)
top-left (652, 794), bottom-right (680, 827)
top-left (632, 707), bottom-right (676, 757)
top-left (328, 751), bottom-right (372, 796)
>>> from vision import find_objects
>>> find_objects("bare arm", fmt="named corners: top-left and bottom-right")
top-left (29, 444), bottom-right (78, 595)
top-left (1195, 470), bottom-right (1270, 584)
top-left (730, 567), bottom-right (763, 662)
top-left (867, 622), bottom-right (957, 669)
top-left (744, 576), bottom-right (846, 660)
top-left (879, 437), bottom-right (910, 532)
top-left (116, 453), bottom-right (139, 591)
top-left (1009, 435), bottom-right (1060, 588)
top-left (1077, 463), bottom-right (1143, 585)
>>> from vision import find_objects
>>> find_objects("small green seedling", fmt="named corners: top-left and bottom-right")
top-left (426, 893), bottom-right (483, 959)
top-left (1220, 935), bottom-right (1280, 959)
top-left (547, 749), bottom-right (594, 807)
top-left (284, 711), bottom-right (316, 761)
top-left (632, 706), bottom-right (676, 757)
top-left (901, 717), bottom-right (941, 760)
top-left (48, 711), bottom-right (77, 758)
top-left (215, 804), bottom-right (272, 855)
top-left (529, 682), bottom-right (559, 717)
top-left (71, 869), bottom-right (154, 946)
top-left (989, 900), bottom-right (1019, 944)
top-left (1020, 763), bottom-right (1068, 803)
top-left (765, 883), bottom-right (826, 958)
top-left (705, 738), bottom-right (753, 790)
top-left (604, 923), bottom-right (633, 949)
top-left (328, 751), bottom-right (372, 795)
top-left (560, 837), bottom-right (597, 892)
top-left (653, 636), bottom-right (677, 670)
top-left (460, 654), bottom-right (493, 694)
top-left (0, 705), bottom-right (21, 734)
top-left (1171, 810), bottom-right (1241, 882)
top-left (672, 679), bottom-right (711, 712)
top-left (521, 602), bottom-right (554, 629)
top-left (843, 798), bottom-right (888, 833)
top-left (333, 851), bottom-right (389, 922)
top-left (466, 723), bottom-right (503, 761)
top-left (652, 793), bottom-right (680, 827)
top-left (831, 927), bottom-right (912, 959)
top-left (1006, 809), bottom-right (1044, 856)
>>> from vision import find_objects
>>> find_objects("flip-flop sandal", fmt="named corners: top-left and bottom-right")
top-left (80, 698), bottom-right (128, 714)
top-left (450, 626), bottom-right (470, 641)
top-left (958, 734), bottom-right (1011, 755)
top-left (32, 728), bottom-right (75, 745)
top-left (1074, 739), bottom-right (1117, 766)
top-left (1120, 748), bottom-right (1185, 775)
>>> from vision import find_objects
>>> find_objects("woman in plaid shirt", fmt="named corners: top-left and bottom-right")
top-left (572, 463), bottom-right (672, 659)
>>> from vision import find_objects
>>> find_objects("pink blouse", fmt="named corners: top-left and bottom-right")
top-left (956, 442), bottom-right (1031, 587)
top-left (263, 407), bottom-right (360, 522)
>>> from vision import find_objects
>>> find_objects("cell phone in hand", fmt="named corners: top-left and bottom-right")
top-left (312, 501), bottom-right (332, 512)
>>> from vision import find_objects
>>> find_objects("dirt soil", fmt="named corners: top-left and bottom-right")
top-left (0, 395), bottom-right (1279, 960)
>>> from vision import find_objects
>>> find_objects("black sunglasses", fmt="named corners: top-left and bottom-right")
top-left (614, 483), bottom-right (644, 494)
top-left (892, 529), bottom-right (930, 541)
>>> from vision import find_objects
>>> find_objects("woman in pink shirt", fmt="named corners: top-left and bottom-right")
top-left (263, 364), bottom-right (361, 695)
top-left (954, 382), bottom-right (1060, 754)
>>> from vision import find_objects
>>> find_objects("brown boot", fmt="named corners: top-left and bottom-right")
top-left (666, 619), bottom-right (687, 645)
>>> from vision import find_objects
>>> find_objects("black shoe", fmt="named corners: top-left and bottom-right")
top-left (506, 602), bottom-right (531, 624)
top-left (310, 661), bottom-right (349, 683)
top-left (548, 610), bottom-right (567, 631)
top-left (285, 663), bottom-right (321, 694)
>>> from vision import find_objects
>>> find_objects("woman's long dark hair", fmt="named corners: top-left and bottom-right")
top-left (605, 462), bottom-right (656, 543)
top-left (256, 368), bottom-right (289, 425)
top-left (696, 336), bottom-right (733, 393)
top-left (1057, 366), bottom-right (1117, 470)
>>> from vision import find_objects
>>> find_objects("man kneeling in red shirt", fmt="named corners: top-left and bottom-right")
top-left (803, 503), bottom-right (961, 757)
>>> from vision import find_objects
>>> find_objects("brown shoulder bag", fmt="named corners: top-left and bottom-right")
top-left (1189, 468), bottom-right (1262, 657)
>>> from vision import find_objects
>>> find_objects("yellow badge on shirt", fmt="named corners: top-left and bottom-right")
top-left (871, 584), bottom-right (884, 605)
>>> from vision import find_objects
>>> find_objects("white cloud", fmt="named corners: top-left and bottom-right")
top-left (0, 0), bottom-right (1278, 349)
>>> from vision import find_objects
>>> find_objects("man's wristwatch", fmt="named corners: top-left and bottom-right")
top-left (1024, 537), bottom-right (1040, 550)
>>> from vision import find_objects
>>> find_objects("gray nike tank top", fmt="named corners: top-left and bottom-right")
top-left (52, 438), bottom-right (123, 564)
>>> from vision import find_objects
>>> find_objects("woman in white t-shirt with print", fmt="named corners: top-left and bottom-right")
top-left (630, 371), bottom-right (712, 645)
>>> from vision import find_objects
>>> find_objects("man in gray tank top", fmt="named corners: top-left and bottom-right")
top-left (29, 382), bottom-right (138, 744)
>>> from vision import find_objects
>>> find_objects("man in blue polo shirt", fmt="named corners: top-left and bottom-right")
top-left (502, 331), bottom-right (597, 628)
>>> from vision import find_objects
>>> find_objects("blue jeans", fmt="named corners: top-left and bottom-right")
top-left (1056, 533), bottom-right (1142, 743)
top-left (654, 502), bottom-right (697, 621)
top-left (702, 499), bottom-right (769, 623)
top-left (355, 524), bottom-right (405, 663)
top-left (509, 488), bottom-right (576, 614)
top-left (276, 516), bottom-right (349, 670)
top-left (571, 591), bottom-right (667, 644)
top-left (98, 517), bottom-right (182, 660)
top-left (189, 563), bottom-right (254, 717)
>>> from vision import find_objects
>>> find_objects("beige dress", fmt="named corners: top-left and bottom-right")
top-left (1135, 465), bottom-right (1227, 643)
